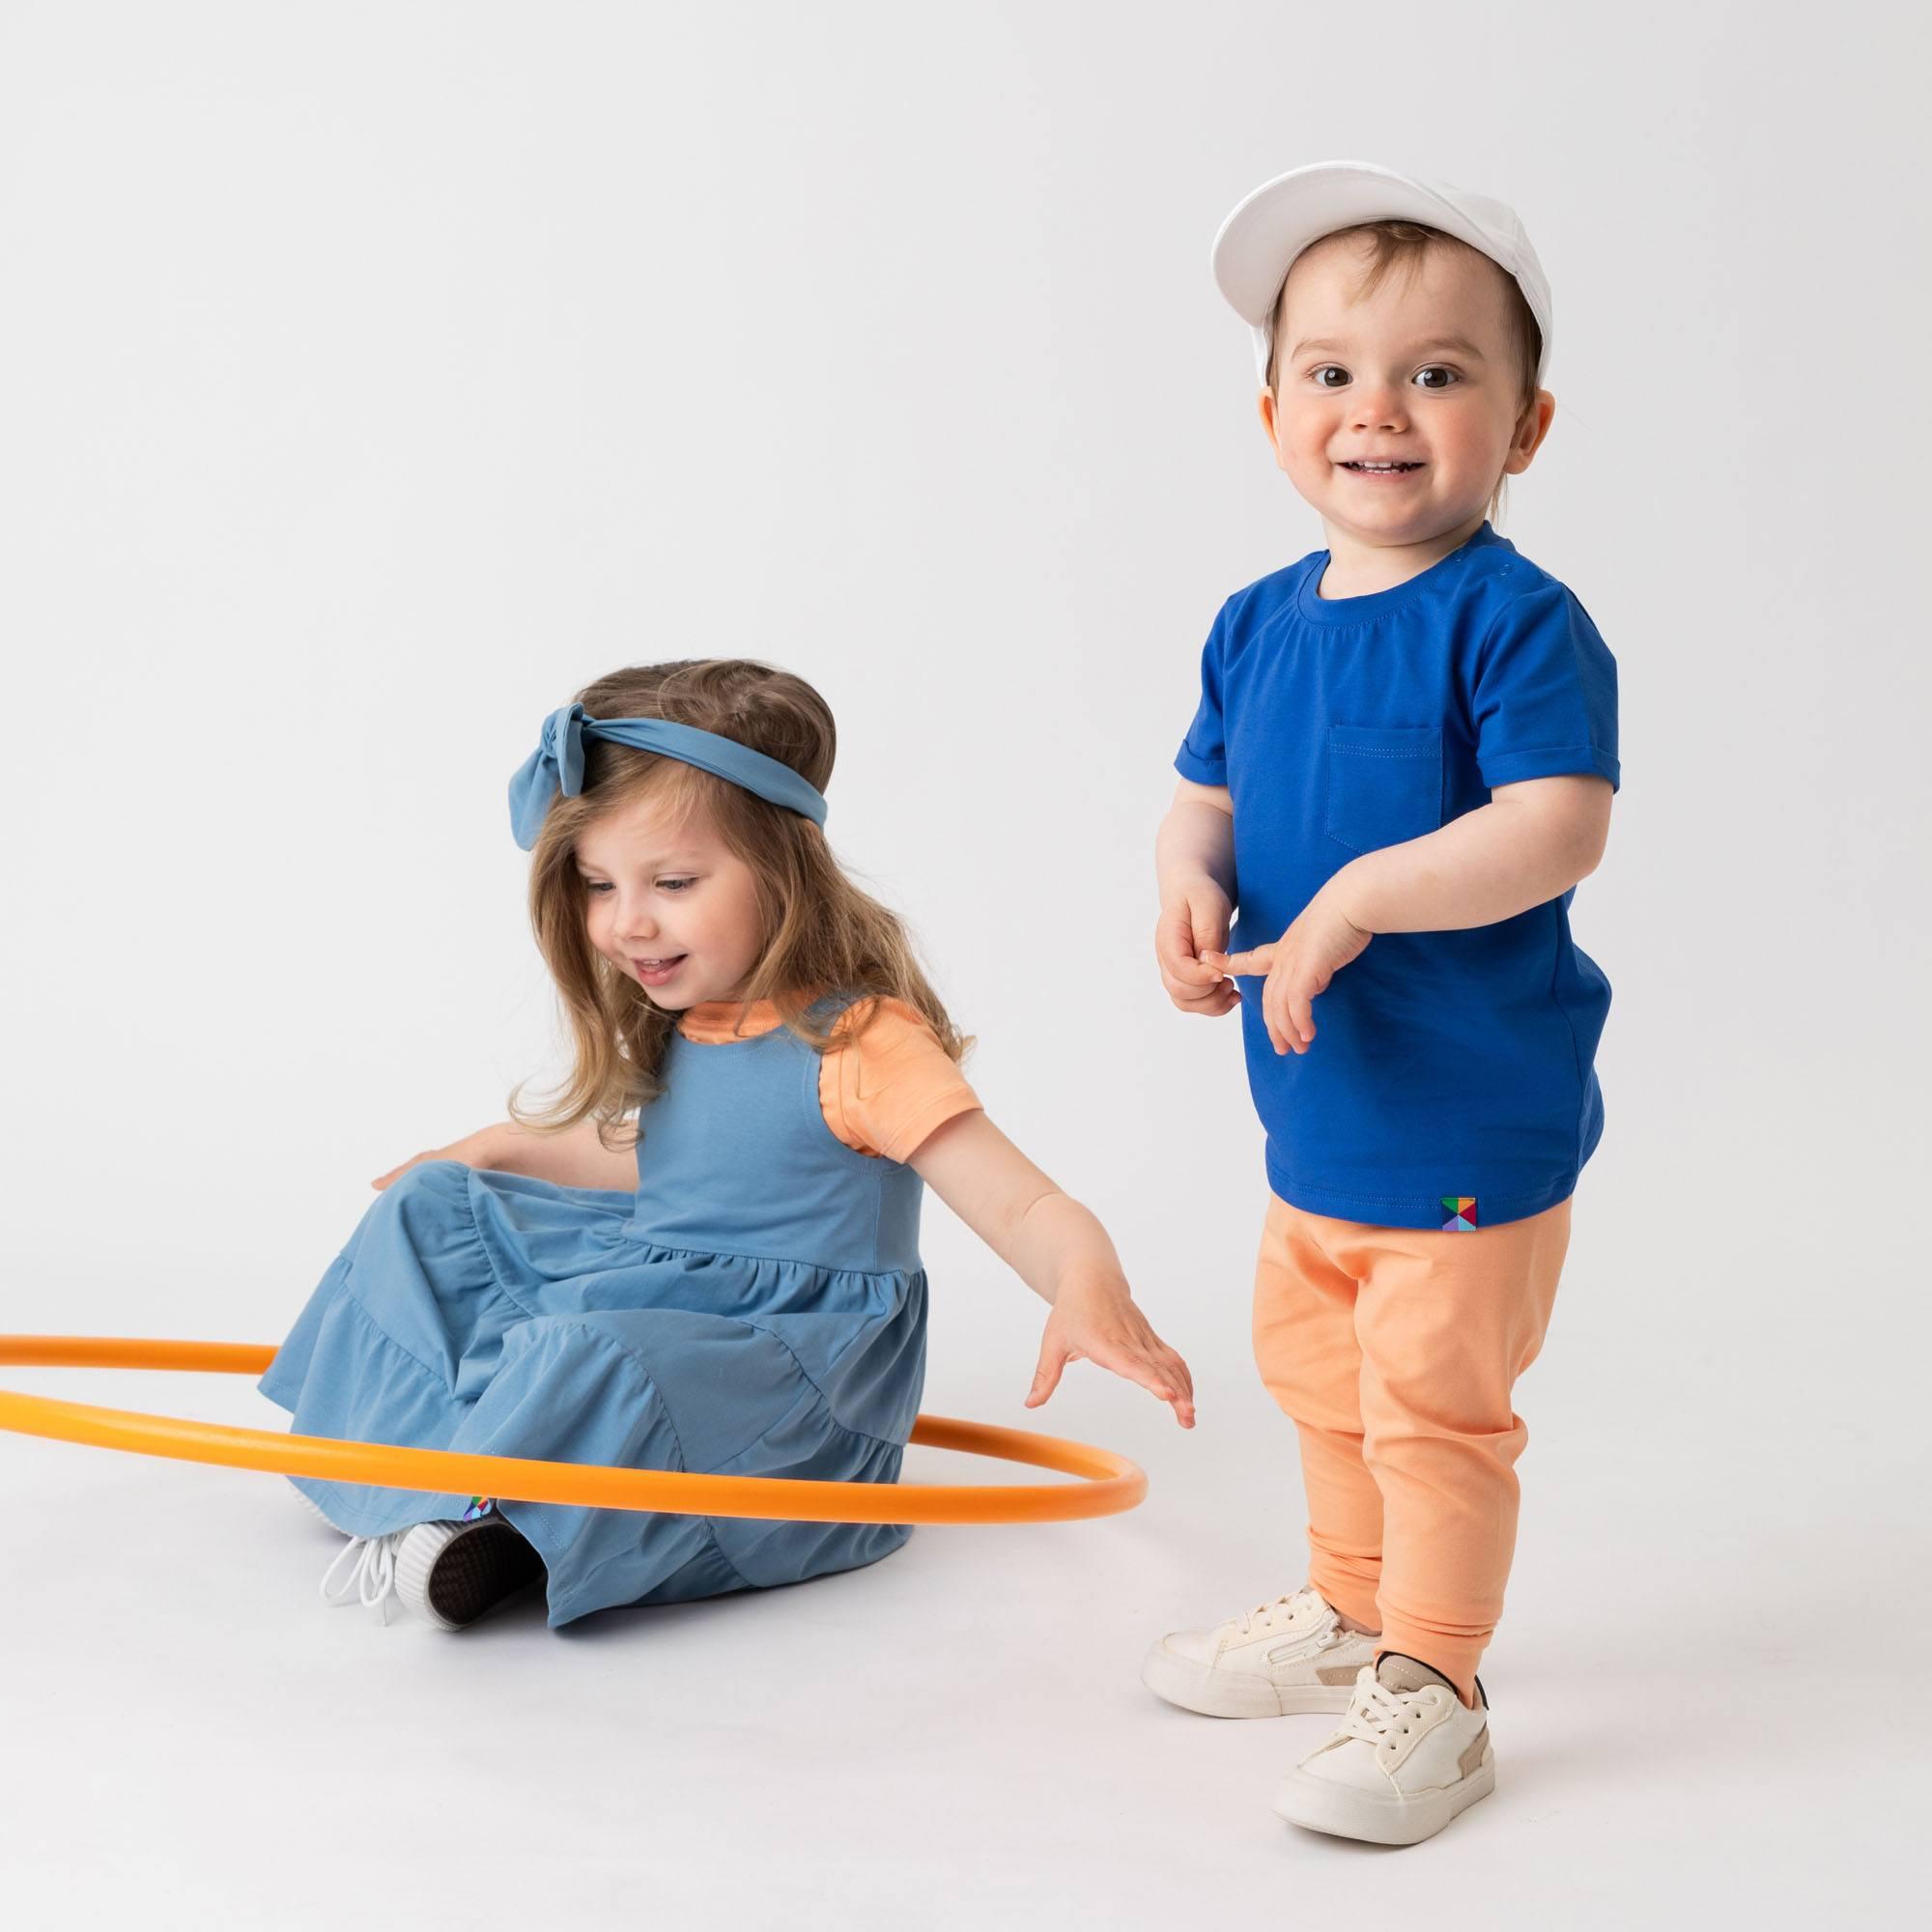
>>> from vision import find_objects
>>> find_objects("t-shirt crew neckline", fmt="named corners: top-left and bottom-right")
top-left (676, 986), bottom-right (841, 1044)
top-left (1295, 520), bottom-right (1504, 627)
top-left (676, 999), bottom-right (786, 1044)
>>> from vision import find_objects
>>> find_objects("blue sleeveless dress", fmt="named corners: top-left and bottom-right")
top-left (259, 1000), bottom-right (929, 1626)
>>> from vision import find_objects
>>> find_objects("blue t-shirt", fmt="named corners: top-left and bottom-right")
top-left (1175, 521), bottom-right (1619, 1231)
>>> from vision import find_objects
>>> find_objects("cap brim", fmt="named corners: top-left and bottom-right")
top-left (1211, 160), bottom-right (1512, 324)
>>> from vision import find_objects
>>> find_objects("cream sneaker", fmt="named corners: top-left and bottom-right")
top-left (1142, 1585), bottom-right (1380, 1718)
top-left (1272, 1654), bottom-right (1494, 1845)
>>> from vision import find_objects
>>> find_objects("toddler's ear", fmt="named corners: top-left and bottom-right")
top-left (1506, 391), bottom-right (1557, 474)
top-left (1257, 388), bottom-right (1295, 480)
top-left (1258, 386), bottom-right (1283, 451)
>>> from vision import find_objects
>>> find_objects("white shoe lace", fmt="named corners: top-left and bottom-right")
top-left (1231, 1585), bottom-right (1318, 1637)
top-left (320, 1530), bottom-right (410, 1623)
top-left (1336, 1672), bottom-right (1432, 1755)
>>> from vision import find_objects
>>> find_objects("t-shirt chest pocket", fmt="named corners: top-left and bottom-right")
top-left (1324, 724), bottom-right (1444, 855)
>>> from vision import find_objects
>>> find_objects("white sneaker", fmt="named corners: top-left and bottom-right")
top-left (393, 1515), bottom-right (545, 1630)
top-left (319, 1525), bottom-right (415, 1623)
top-left (1272, 1654), bottom-right (1495, 1845)
top-left (1142, 1585), bottom-right (1380, 1718)
top-left (319, 1511), bottom-right (543, 1630)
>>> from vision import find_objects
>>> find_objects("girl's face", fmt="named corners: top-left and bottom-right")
top-left (576, 790), bottom-right (767, 1009)
top-left (1261, 233), bottom-right (1552, 554)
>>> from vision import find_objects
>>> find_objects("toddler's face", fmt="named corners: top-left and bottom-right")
top-left (575, 791), bottom-right (766, 1009)
top-left (1263, 233), bottom-right (1550, 549)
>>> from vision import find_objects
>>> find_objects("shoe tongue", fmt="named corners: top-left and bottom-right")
top-left (1376, 1653), bottom-right (1454, 1695)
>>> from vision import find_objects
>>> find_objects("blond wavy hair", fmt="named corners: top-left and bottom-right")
top-left (508, 660), bottom-right (966, 1150)
top-left (1264, 218), bottom-right (1545, 526)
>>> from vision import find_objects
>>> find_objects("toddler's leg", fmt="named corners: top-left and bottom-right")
top-left (1251, 1195), bottom-right (1382, 1631)
top-left (1345, 1199), bottom-right (1572, 1702)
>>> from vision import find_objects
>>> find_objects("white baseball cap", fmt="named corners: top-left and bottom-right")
top-left (1211, 159), bottom-right (1553, 389)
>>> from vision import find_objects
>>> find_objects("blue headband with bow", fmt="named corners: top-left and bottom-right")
top-left (507, 703), bottom-right (829, 850)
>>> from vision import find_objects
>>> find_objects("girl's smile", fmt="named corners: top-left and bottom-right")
top-left (628, 954), bottom-right (687, 987)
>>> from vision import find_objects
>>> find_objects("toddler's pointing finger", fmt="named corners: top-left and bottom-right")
top-left (1205, 946), bottom-right (1274, 979)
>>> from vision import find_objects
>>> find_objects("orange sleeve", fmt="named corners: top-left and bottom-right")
top-left (819, 998), bottom-right (981, 1162)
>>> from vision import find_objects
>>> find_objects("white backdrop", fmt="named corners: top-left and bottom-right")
top-left (2, 4), bottom-right (1925, 1926)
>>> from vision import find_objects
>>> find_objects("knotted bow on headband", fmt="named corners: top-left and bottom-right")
top-left (507, 702), bottom-right (829, 850)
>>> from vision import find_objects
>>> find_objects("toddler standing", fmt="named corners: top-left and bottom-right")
top-left (1142, 162), bottom-right (1618, 1845)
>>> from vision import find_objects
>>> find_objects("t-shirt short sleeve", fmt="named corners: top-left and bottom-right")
top-left (1174, 605), bottom-right (1230, 787)
top-left (1470, 582), bottom-right (1621, 792)
top-left (820, 998), bottom-right (981, 1162)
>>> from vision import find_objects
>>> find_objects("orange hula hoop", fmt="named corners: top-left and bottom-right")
top-left (0, 1336), bottom-right (1147, 1526)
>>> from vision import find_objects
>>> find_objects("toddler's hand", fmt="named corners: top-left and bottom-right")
top-left (1207, 890), bottom-right (1371, 1056)
top-left (1153, 880), bottom-right (1239, 1018)
top-left (371, 1123), bottom-right (508, 1192)
top-left (1027, 1277), bottom-right (1196, 1428)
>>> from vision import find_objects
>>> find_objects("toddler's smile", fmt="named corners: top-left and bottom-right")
top-left (1260, 232), bottom-right (1550, 585)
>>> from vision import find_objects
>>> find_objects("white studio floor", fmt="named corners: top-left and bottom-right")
top-left (0, 1347), bottom-right (1915, 1932)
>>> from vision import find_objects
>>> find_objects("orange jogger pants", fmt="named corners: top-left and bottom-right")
top-left (1251, 1192), bottom-right (1572, 1704)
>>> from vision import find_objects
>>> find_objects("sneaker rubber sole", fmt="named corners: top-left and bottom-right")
top-left (400, 1520), bottom-right (545, 1630)
top-left (1271, 1745), bottom-right (1496, 1845)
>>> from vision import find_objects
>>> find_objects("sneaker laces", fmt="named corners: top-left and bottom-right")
top-left (1232, 1585), bottom-right (1317, 1637)
top-left (1336, 1673), bottom-right (1430, 1755)
top-left (320, 1530), bottom-right (410, 1623)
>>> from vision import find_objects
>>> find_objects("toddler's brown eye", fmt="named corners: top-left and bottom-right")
top-left (1313, 366), bottom-right (1349, 388)
top-left (1414, 366), bottom-right (1458, 390)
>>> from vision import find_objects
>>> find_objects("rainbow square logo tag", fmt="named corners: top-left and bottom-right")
top-left (1441, 1197), bottom-right (1478, 1232)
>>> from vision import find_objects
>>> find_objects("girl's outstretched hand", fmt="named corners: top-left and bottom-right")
top-left (908, 1110), bottom-right (1195, 1428)
top-left (1027, 1277), bottom-right (1196, 1429)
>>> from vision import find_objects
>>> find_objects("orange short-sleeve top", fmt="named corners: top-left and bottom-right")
top-left (676, 996), bottom-right (980, 1163)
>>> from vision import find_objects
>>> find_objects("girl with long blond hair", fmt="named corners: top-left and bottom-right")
top-left (261, 659), bottom-right (1192, 1630)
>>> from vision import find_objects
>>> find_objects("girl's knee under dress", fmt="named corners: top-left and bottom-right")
top-left (259, 995), bottom-right (980, 1628)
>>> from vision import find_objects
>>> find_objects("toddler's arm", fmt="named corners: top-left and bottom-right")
top-left (1331, 775), bottom-right (1612, 935)
top-left (372, 1117), bottom-right (639, 1193)
top-left (1153, 780), bottom-right (1239, 1018)
top-left (908, 1111), bottom-right (1196, 1428)
top-left (1215, 775), bottom-right (1614, 1055)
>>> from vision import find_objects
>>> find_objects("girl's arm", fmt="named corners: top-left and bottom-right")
top-left (908, 1110), bottom-right (1195, 1428)
top-left (372, 1116), bottom-right (639, 1193)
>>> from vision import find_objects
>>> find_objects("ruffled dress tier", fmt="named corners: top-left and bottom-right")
top-left (260, 997), bottom-right (952, 1626)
